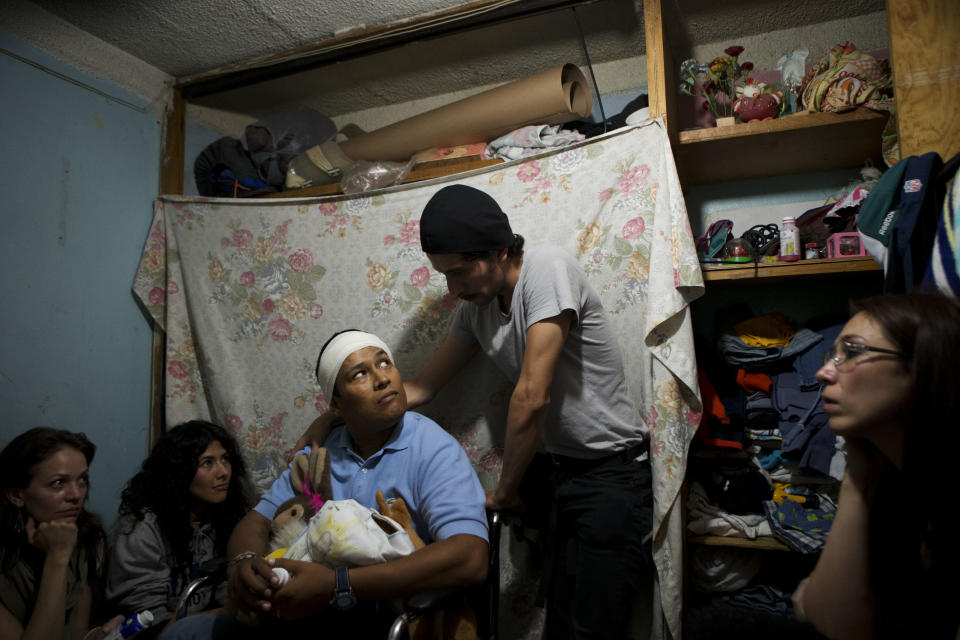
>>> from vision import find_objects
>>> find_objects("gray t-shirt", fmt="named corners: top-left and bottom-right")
top-left (451, 245), bottom-right (647, 458)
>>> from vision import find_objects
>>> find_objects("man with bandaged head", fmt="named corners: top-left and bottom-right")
top-left (412, 184), bottom-right (653, 639)
top-left (161, 330), bottom-right (488, 638)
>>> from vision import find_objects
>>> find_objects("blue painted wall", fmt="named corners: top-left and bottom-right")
top-left (0, 34), bottom-right (160, 529)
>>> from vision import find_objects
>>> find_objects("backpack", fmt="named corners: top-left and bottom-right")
top-left (194, 137), bottom-right (275, 197)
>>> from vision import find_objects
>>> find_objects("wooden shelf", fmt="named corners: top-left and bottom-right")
top-left (700, 255), bottom-right (881, 283)
top-left (688, 535), bottom-right (791, 552)
top-left (262, 155), bottom-right (503, 199)
top-left (675, 108), bottom-right (888, 185)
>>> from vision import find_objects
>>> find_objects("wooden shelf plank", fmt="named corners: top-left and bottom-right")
top-left (404, 156), bottom-right (503, 182)
top-left (675, 108), bottom-right (888, 185)
top-left (700, 256), bottom-right (881, 282)
top-left (677, 108), bottom-right (886, 144)
top-left (261, 156), bottom-right (503, 199)
top-left (688, 535), bottom-right (791, 551)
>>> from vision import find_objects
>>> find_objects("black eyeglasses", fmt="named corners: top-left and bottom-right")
top-left (822, 340), bottom-right (906, 370)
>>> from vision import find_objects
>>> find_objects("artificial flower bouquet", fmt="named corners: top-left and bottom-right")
top-left (679, 46), bottom-right (780, 125)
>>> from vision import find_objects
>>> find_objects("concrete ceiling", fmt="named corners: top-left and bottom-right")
top-left (28, 0), bottom-right (885, 119)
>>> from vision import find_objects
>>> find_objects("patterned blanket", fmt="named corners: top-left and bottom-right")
top-left (133, 121), bottom-right (704, 639)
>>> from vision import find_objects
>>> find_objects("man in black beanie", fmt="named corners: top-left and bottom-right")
top-left (406, 184), bottom-right (653, 640)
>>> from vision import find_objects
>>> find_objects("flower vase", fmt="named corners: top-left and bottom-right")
top-left (716, 116), bottom-right (736, 127)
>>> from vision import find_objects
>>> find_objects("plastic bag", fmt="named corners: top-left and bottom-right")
top-left (282, 499), bottom-right (416, 567)
top-left (340, 160), bottom-right (414, 195)
top-left (775, 49), bottom-right (808, 114)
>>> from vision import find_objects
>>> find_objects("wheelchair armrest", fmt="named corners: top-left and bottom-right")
top-left (403, 587), bottom-right (467, 613)
top-left (387, 511), bottom-right (502, 640)
top-left (174, 557), bottom-right (227, 620)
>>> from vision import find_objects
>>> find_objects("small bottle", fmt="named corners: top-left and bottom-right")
top-left (804, 242), bottom-right (819, 260)
top-left (104, 611), bottom-right (154, 640)
top-left (273, 567), bottom-right (291, 585)
top-left (779, 217), bottom-right (800, 262)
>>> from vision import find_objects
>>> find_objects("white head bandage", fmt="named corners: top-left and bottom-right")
top-left (316, 331), bottom-right (394, 399)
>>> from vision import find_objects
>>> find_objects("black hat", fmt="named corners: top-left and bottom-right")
top-left (420, 185), bottom-right (514, 254)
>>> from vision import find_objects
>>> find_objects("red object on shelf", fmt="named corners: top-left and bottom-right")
top-left (826, 232), bottom-right (866, 258)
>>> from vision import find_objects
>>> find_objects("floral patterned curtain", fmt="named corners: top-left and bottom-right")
top-left (134, 121), bottom-right (704, 639)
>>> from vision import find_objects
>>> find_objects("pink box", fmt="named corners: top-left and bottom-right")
top-left (826, 232), bottom-right (866, 258)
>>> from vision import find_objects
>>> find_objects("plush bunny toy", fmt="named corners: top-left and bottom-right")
top-left (265, 446), bottom-right (332, 558)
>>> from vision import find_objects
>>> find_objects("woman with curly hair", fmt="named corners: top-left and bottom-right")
top-left (1, 427), bottom-right (123, 640)
top-left (106, 420), bottom-right (251, 628)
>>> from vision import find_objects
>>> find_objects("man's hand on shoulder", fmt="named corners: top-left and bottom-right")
top-left (266, 558), bottom-right (335, 620)
top-left (290, 412), bottom-right (343, 459)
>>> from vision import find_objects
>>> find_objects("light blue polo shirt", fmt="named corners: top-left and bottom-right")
top-left (254, 412), bottom-right (488, 544)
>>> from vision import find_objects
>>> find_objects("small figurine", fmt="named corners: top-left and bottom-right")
top-left (733, 78), bottom-right (783, 122)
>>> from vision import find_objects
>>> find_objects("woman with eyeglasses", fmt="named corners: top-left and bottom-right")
top-left (792, 292), bottom-right (960, 639)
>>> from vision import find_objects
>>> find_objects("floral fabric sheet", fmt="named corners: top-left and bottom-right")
top-left (133, 122), bottom-right (704, 639)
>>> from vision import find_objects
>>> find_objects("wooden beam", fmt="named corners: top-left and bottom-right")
top-left (151, 86), bottom-right (186, 445)
top-left (642, 0), bottom-right (676, 145)
top-left (161, 88), bottom-right (185, 195)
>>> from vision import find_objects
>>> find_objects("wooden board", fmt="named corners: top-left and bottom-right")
top-left (888, 0), bottom-right (960, 161)
top-left (701, 255), bottom-right (882, 283)
top-left (643, 0), bottom-right (677, 144)
top-left (675, 109), bottom-right (888, 185)
top-left (153, 87), bottom-right (187, 445)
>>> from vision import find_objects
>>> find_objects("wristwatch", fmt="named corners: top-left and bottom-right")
top-left (330, 566), bottom-right (357, 611)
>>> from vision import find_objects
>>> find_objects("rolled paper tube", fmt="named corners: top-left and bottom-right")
top-left (339, 63), bottom-right (592, 162)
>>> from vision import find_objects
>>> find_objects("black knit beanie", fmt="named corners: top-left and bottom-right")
top-left (420, 184), bottom-right (514, 254)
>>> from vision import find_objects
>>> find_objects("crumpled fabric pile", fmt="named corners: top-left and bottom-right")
top-left (800, 41), bottom-right (898, 165)
top-left (484, 124), bottom-right (584, 161)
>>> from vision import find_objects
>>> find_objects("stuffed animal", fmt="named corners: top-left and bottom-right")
top-left (733, 78), bottom-right (783, 122)
top-left (265, 446), bottom-right (331, 558)
top-left (267, 494), bottom-right (317, 557)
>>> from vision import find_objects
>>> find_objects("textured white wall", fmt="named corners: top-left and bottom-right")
top-left (2, 0), bottom-right (171, 105)
top-left (331, 10), bottom-right (888, 134)
top-left (687, 11), bottom-right (889, 73)
top-left (9, 1), bottom-right (888, 139)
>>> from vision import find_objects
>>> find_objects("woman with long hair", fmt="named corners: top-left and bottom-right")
top-left (793, 292), bottom-right (960, 639)
top-left (106, 420), bottom-right (251, 627)
top-left (0, 427), bottom-right (122, 639)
